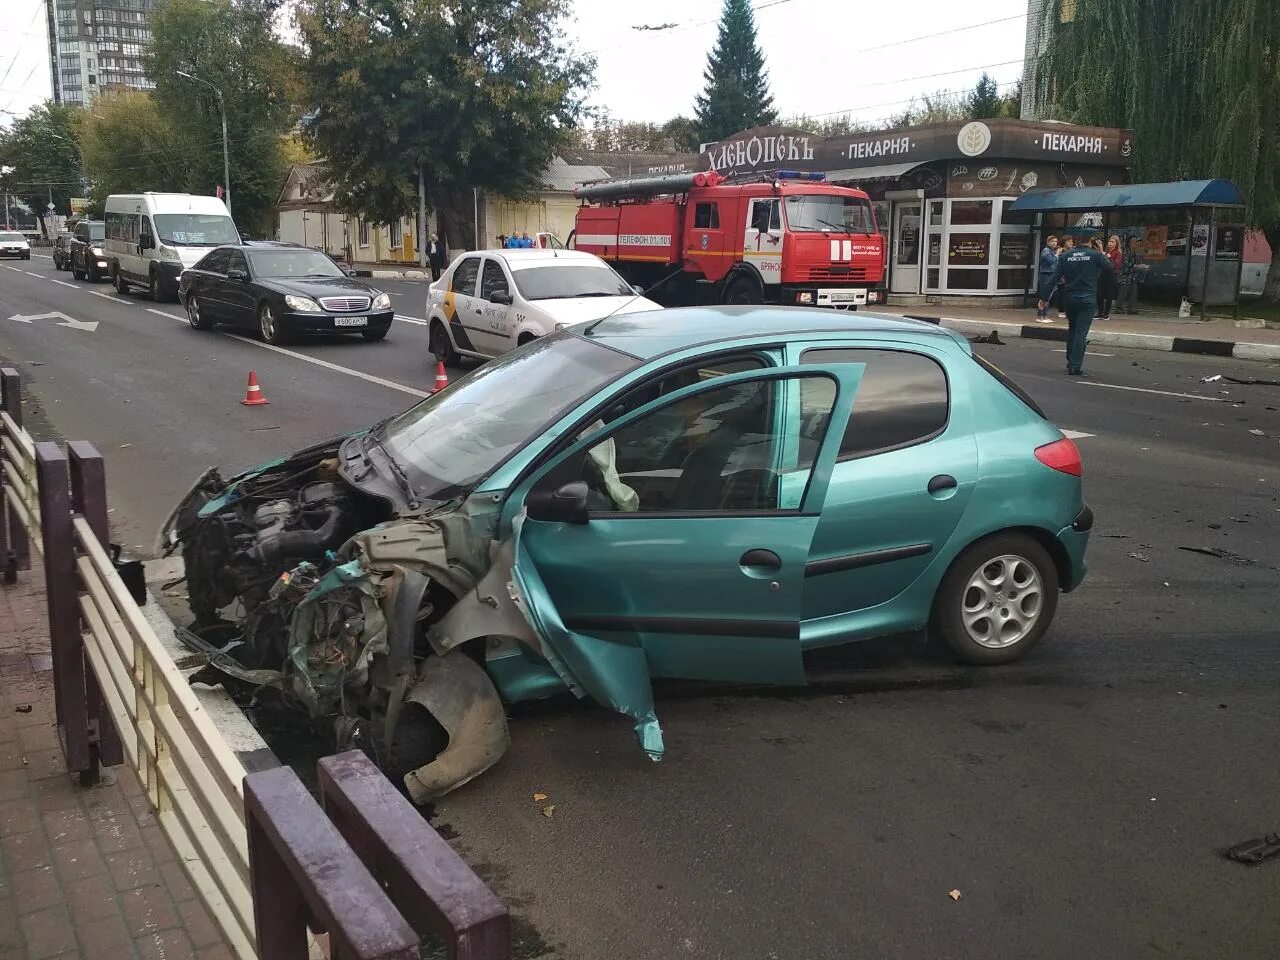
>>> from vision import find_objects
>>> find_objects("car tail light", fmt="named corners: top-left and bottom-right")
top-left (1035, 437), bottom-right (1082, 476)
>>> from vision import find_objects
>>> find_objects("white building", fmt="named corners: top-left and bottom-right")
top-left (48, 0), bottom-right (157, 108)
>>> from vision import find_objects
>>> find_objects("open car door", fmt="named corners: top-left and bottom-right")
top-left (508, 362), bottom-right (864, 756)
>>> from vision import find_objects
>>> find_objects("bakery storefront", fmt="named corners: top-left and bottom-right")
top-left (700, 119), bottom-right (1135, 300)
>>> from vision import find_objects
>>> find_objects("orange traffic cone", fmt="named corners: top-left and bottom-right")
top-left (432, 361), bottom-right (448, 393)
top-left (240, 371), bottom-right (270, 406)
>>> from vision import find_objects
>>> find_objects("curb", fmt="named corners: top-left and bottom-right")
top-left (143, 558), bottom-right (280, 774)
top-left (908, 315), bottom-right (1280, 362)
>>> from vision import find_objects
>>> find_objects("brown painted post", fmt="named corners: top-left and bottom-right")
top-left (244, 764), bottom-right (420, 960)
top-left (35, 442), bottom-right (93, 776)
top-left (1, 366), bottom-right (29, 578)
top-left (67, 441), bottom-right (124, 768)
top-left (318, 751), bottom-right (512, 960)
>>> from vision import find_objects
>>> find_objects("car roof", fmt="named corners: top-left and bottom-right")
top-left (578, 306), bottom-right (965, 360)
top-left (483, 248), bottom-right (602, 268)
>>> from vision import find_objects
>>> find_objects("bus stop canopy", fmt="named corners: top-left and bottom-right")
top-left (1009, 179), bottom-right (1245, 214)
top-left (1003, 179), bottom-right (1244, 213)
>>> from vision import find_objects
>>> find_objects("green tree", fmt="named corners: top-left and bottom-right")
top-left (660, 116), bottom-right (701, 151)
top-left (1037, 0), bottom-right (1280, 297)
top-left (295, 0), bottom-right (594, 249)
top-left (145, 0), bottom-right (299, 234)
top-left (887, 90), bottom-right (968, 129)
top-left (966, 72), bottom-right (1002, 120)
top-left (693, 0), bottom-right (778, 142)
top-left (78, 91), bottom-right (189, 209)
top-left (0, 103), bottom-right (84, 235)
top-left (783, 113), bottom-right (871, 137)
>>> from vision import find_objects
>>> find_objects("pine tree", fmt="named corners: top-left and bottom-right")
top-left (966, 73), bottom-right (1002, 120)
top-left (693, 0), bottom-right (778, 143)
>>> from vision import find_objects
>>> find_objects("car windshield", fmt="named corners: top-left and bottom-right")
top-left (86, 223), bottom-right (105, 241)
top-left (0, 233), bottom-right (25, 242)
top-left (248, 249), bottom-right (344, 278)
top-left (784, 195), bottom-right (876, 234)
top-left (512, 263), bottom-right (633, 301)
top-left (153, 213), bottom-right (239, 246)
top-left (381, 331), bottom-right (639, 500)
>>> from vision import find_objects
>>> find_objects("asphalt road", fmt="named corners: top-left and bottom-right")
top-left (3, 253), bottom-right (1279, 959)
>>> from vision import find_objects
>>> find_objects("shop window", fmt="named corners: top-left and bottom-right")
top-left (929, 201), bottom-right (943, 226)
top-left (926, 268), bottom-right (940, 289)
top-left (998, 233), bottom-right (1032, 266)
top-left (947, 269), bottom-right (988, 291)
top-left (947, 233), bottom-right (990, 266)
top-left (950, 200), bottom-right (993, 225)
top-left (997, 268), bottom-right (1031, 290)
top-left (927, 234), bottom-right (941, 267)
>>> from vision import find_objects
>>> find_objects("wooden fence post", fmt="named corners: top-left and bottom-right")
top-left (244, 765), bottom-right (420, 960)
top-left (67, 440), bottom-right (125, 769)
top-left (318, 751), bottom-right (512, 960)
top-left (35, 441), bottom-right (93, 778)
top-left (0, 366), bottom-right (28, 579)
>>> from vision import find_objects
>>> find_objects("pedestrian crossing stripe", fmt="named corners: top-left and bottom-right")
top-left (1062, 429), bottom-right (1094, 439)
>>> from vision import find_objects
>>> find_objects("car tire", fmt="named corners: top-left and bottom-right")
top-left (930, 533), bottom-right (1059, 666)
top-left (429, 319), bottom-right (459, 366)
top-left (724, 274), bottom-right (762, 305)
top-left (72, 259), bottom-right (84, 281)
top-left (149, 271), bottom-right (172, 302)
top-left (186, 294), bottom-right (214, 331)
top-left (114, 268), bottom-right (130, 295)
top-left (517, 332), bottom-right (538, 347)
top-left (258, 303), bottom-right (288, 345)
top-left (361, 328), bottom-right (388, 342)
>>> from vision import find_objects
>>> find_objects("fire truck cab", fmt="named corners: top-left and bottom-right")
top-left (573, 170), bottom-right (886, 309)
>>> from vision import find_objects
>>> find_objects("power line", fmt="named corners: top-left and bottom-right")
top-left (587, 0), bottom-right (799, 56)
top-left (855, 13), bottom-right (1027, 53)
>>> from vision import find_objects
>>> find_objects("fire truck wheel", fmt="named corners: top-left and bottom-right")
top-left (724, 275), bottom-right (762, 305)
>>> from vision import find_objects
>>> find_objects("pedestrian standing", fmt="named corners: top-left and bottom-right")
top-left (519, 230), bottom-right (533, 248)
top-left (1053, 236), bottom-right (1075, 318)
top-left (427, 232), bottom-right (445, 282)
top-left (1044, 238), bottom-right (1115, 375)
top-left (1117, 235), bottom-right (1143, 314)
top-left (1090, 238), bottom-right (1118, 320)
top-left (1035, 234), bottom-right (1059, 322)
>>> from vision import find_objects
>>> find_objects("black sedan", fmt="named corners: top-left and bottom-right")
top-left (178, 245), bottom-right (394, 344)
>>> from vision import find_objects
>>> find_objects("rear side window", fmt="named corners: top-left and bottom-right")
top-left (694, 203), bottom-right (720, 229)
top-left (972, 353), bottom-right (1046, 418)
top-left (801, 348), bottom-right (949, 458)
top-left (452, 256), bottom-right (480, 295)
top-left (199, 248), bottom-right (230, 274)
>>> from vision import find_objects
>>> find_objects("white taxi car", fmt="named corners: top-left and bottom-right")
top-left (0, 231), bottom-right (31, 260)
top-left (426, 248), bottom-right (661, 363)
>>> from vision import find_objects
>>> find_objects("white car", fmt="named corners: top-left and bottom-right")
top-left (0, 231), bottom-right (31, 260)
top-left (426, 248), bottom-right (661, 363)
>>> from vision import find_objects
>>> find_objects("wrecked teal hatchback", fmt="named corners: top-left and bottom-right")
top-left (165, 307), bottom-right (1091, 800)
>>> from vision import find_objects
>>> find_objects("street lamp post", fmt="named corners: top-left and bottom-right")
top-left (176, 70), bottom-right (230, 216)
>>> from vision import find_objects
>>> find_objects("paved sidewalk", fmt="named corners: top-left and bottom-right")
top-left (879, 302), bottom-right (1280, 361)
top-left (0, 565), bottom-right (232, 960)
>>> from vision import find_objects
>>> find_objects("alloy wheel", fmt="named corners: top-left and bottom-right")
top-left (187, 296), bottom-right (202, 329)
top-left (260, 306), bottom-right (278, 342)
top-left (960, 554), bottom-right (1044, 649)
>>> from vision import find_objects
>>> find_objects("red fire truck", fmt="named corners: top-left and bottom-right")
top-left (572, 170), bottom-right (886, 309)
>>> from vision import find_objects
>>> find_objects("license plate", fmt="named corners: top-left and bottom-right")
top-left (333, 316), bottom-right (368, 327)
top-left (827, 291), bottom-right (858, 302)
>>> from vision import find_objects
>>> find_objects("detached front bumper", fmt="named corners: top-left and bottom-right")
top-left (280, 309), bottom-right (395, 336)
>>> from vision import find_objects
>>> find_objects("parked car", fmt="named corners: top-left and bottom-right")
top-left (69, 220), bottom-right (108, 281)
top-left (52, 231), bottom-right (74, 270)
top-left (427, 248), bottom-right (660, 364)
top-left (0, 231), bottom-right (31, 260)
top-left (178, 244), bottom-right (393, 343)
top-left (163, 308), bottom-right (1091, 802)
top-left (105, 192), bottom-right (240, 301)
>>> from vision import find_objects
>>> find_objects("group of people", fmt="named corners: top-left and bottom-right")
top-left (1035, 233), bottom-right (1145, 376)
top-left (500, 230), bottom-right (537, 249)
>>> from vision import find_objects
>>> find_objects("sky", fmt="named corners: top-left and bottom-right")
top-left (1, 0), bottom-right (1031, 132)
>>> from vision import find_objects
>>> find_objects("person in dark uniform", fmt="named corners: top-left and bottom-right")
top-left (1044, 239), bottom-right (1115, 375)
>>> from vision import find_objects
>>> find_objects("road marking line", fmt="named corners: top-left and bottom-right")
top-left (89, 290), bottom-right (133, 305)
top-left (2, 265), bottom-right (21, 272)
top-left (1076, 381), bottom-right (1232, 403)
top-left (23, 271), bottom-right (44, 278)
top-left (395, 314), bottom-right (428, 326)
top-left (1053, 348), bottom-right (1115, 357)
top-left (1061, 429), bottom-right (1094, 440)
top-left (32, 253), bottom-right (52, 259)
top-left (147, 309), bottom-right (431, 399)
top-left (48, 278), bottom-right (79, 289)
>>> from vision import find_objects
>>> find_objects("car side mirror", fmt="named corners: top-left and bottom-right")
top-left (344, 268), bottom-right (356, 277)
top-left (526, 481), bottom-right (589, 525)
top-left (631, 283), bottom-right (645, 296)
top-left (488, 287), bottom-right (513, 305)
top-left (227, 268), bottom-right (248, 282)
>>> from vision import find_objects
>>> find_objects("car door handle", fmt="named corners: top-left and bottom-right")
top-left (927, 474), bottom-right (957, 494)
top-left (740, 549), bottom-right (782, 570)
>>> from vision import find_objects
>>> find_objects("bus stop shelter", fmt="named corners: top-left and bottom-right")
top-left (1008, 179), bottom-right (1247, 320)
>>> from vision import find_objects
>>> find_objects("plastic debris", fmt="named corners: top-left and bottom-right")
top-left (1127, 552), bottom-right (1150, 562)
top-left (1225, 832), bottom-right (1280, 865)
top-left (14, 705), bottom-right (31, 713)
top-left (1201, 374), bottom-right (1223, 382)
top-left (532, 792), bottom-right (548, 802)
top-left (1248, 428), bottom-right (1266, 437)
top-left (948, 889), bottom-right (962, 901)
top-left (542, 804), bottom-right (555, 819)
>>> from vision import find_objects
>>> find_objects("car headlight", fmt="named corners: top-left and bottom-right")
top-left (158, 247), bottom-right (180, 261)
top-left (372, 292), bottom-right (391, 310)
top-left (91, 247), bottom-right (104, 256)
top-left (284, 294), bottom-right (323, 312)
